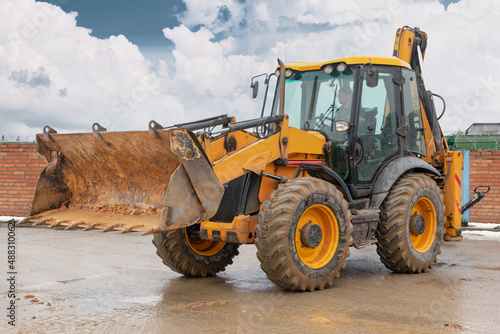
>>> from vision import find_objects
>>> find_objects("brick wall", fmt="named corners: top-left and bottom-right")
top-left (0, 143), bottom-right (46, 216)
top-left (469, 151), bottom-right (500, 223)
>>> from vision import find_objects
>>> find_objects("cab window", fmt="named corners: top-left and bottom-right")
top-left (402, 69), bottom-right (426, 156)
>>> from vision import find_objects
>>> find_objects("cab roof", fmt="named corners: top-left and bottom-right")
top-left (285, 56), bottom-right (411, 71)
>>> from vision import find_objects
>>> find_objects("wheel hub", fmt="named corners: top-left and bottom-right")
top-left (300, 223), bottom-right (323, 248)
top-left (409, 213), bottom-right (426, 236)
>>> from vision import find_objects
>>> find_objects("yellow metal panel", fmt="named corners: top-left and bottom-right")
top-left (242, 151), bottom-right (273, 175)
top-left (280, 115), bottom-right (290, 160)
top-left (393, 27), bottom-right (427, 63)
top-left (200, 214), bottom-right (258, 244)
top-left (288, 128), bottom-right (326, 155)
top-left (285, 56), bottom-right (411, 72)
top-left (394, 29), bottom-right (415, 64)
top-left (213, 126), bottom-right (326, 184)
top-left (258, 164), bottom-right (301, 205)
top-left (213, 133), bottom-right (281, 184)
top-left (206, 131), bottom-right (260, 163)
top-left (443, 151), bottom-right (464, 238)
top-left (393, 28), bottom-right (402, 55)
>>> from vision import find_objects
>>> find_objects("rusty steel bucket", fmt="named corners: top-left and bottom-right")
top-left (21, 126), bottom-right (224, 235)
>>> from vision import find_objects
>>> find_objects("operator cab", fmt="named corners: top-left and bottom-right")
top-left (269, 58), bottom-right (427, 194)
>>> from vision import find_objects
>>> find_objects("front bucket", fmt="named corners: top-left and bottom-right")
top-left (23, 127), bottom-right (224, 235)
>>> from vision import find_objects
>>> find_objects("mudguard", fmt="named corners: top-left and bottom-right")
top-left (370, 155), bottom-right (440, 209)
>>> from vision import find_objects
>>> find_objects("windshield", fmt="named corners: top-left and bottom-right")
top-left (271, 68), bottom-right (355, 141)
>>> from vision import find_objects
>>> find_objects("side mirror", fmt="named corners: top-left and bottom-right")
top-left (251, 81), bottom-right (259, 99)
top-left (366, 66), bottom-right (379, 88)
top-left (335, 121), bottom-right (349, 132)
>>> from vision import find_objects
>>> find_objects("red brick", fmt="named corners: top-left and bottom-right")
top-left (469, 152), bottom-right (500, 223)
top-left (0, 143), bottom-right (43, 215)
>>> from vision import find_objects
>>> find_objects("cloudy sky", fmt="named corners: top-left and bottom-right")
top-left (1, 0), bottom-right (499, 140)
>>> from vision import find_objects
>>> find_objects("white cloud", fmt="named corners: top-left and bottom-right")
top-left (0, 0), bottom-right (186, 136)
top-left (1, 0), bottom-right (499, 139)
top-left (171, 0), bottom-right (500, 132)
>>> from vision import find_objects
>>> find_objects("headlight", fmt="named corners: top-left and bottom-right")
top-left (323, 65), bottom-right (334, 74)
top-left (275, 68), bottom-right (293, 77)
top-left (336, 62), bottom-right (347, 72)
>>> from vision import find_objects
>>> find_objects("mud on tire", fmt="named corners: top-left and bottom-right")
top-left (376, 173), bottom-right (445, 273)
top-left (153, 224), bottom-right (239, 277)
top-left (255, 177), bottom-right (353, 292)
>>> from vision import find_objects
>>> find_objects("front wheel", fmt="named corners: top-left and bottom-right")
top-left (255, 178), bottom-right (353, 291)
top-left (376, 173), bottom-right (445, 273)
top-left (153, 224), bottom-right (239, 277)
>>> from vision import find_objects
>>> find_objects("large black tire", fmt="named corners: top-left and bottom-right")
top-left (255, 178), bottom-right (353, 292)
top-left (376, 173), bottom-right (445, 273)
top-left (152, 224), bottom-right (239, 277)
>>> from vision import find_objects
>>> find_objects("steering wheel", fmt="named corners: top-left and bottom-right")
top-left (313, 114), bottom-right (333, 131)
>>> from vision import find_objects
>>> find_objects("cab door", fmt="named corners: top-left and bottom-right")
top-left (354, 67), bottom-right (401, 183)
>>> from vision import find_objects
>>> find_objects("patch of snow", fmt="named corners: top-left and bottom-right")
top-left (0, 216), bottom-right (25, 222)
top-left (463, 222), bottom-right (500, 241)
top-left (462, 230), bottom-right (500, 241)
top-left (467, 222), bottom-right (500, 230)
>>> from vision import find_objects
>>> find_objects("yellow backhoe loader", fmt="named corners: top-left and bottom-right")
top-left (22, 26), bottom-right (485, 291)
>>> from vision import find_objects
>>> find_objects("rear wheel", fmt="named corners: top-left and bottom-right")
top-left (376, 173), bottom-right (445, 273)
top-left (255, 178), bottom-right (353, 291)
top-left (153, 224), bottom-right (239, 277)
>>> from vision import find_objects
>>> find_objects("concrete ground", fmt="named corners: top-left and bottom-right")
top-left (1, 220), bottom-right (500, 334)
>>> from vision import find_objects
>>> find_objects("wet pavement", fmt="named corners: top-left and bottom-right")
top-left (1, 220), bottom-right (500, 333)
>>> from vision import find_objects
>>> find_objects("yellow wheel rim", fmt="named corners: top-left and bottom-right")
top-left (410, 198), bottom-right (437, 253)
top-left (295, 204), bottom-right (339, 269)
top-left (185, 228), bottom-right (226, 256)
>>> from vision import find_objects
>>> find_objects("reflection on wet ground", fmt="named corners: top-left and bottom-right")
top-left (2, 223), bottom-right (499, 333)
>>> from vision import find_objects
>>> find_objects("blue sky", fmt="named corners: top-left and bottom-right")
top-left (1, 0), bottom-right (499, 138)
top-left (38, 0), bottom-right (185, 47)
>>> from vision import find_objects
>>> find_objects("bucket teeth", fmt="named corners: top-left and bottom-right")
top-left (118, 224), bottom-right (145, 234)
top-left (33, 218), bottom-right (54, 226)
top-left (140, 222), bottom-right (192, 236)
top-left (18, 217), bottom-right (32, 225)
top-left (101, 224), bottom-right (125, 232)
top-left (82, 223), bottom-right (102, 231)
top-left (65, 221), bottom-right (83, 230)
top-left (49, 219), bottom-right (69, 228)
top-left (141, 226), bottom-right (163, 236)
